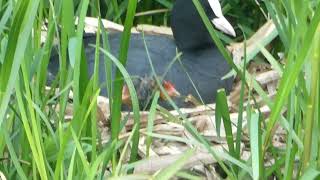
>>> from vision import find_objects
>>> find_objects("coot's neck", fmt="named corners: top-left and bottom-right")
top-left (170, 0), bottom-right (215, 51)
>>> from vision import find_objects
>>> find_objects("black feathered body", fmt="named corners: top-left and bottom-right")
top-left (49, 32), bottom-right (232, 109)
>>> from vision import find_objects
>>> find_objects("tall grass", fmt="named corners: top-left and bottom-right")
top-left (0, 0), bottom-right (319, 179)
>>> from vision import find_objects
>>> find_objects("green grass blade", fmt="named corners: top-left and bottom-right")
top-left (0, 0), bottom-right (12, 35)
top-left (66, 150), bottom-right (77, 180)
top-left (154, 149), bottom-right (195, 180)
top-left (249, 113), bottom-right (263, 180)
top-left (146, 91), bottom-right (160, 157)
top-left (109, 0), bottom-right (138, 169)
top-left (15, 81), bottom-right (47, 179)
top-left (302, 24), bottom-right (320, 170)
top-left (70, 128), bottom-right (90, 175)
top-left (300, 167), bottom-right (320, 179)
top-left (264, 4), bottom-right (320, 153)
top-left (0, 0), bottom-right (39, 128)
top-left (3, 127), bottom-right (28, 180)
top-left (216, 89), bottom-right (235, 157)
top-left (98, 47), bottom-right (141, 168)
top-left (73, 0), bottom-right (90, 108)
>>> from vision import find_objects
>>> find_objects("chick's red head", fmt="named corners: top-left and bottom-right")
top-left (160, 80), bottom-right (181, 100)
top-left (121, 78), bottom-right (181, 107)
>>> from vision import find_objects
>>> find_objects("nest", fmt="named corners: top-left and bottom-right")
top-left (44, 17), bottom-right (286, 178)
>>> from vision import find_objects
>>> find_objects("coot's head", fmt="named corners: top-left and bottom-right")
top-left (171, 0), bottom-right (235, 50)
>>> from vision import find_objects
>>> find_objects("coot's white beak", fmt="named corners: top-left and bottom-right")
top-left (212, 17), bottom-right (236, 37)
top-left (208, 0), bottom-right (236, 37)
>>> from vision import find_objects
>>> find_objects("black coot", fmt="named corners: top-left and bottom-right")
top-left (48, 0), bottom-right (235, 109)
